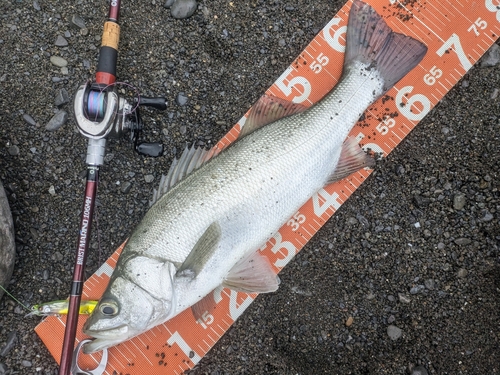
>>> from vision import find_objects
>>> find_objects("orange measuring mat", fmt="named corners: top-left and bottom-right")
top-left (35, 0), bottom-right (500, 373)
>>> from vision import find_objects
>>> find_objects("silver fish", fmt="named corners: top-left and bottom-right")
top-left (83, 0), bottom-right (427, 353)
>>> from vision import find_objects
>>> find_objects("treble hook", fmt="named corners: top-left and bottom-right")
top-left (71, 339), bottom-right (108, 375)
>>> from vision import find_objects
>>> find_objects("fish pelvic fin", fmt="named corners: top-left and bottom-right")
top-left (238, 95), bottom-right (308, 139)
top-left (222, 251), bottom-right (280, 293)
top-left (150, 144), bottom-right (221, 206)
top-left (328, 136), bottom-right (375, 183)
top-left (345, 0), bottom-right (427, 92)
top-left (191, 292), bottom-right (218, 321)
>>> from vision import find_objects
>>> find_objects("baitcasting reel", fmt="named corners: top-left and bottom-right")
top-left (74, 81), bottom-right (166, 157)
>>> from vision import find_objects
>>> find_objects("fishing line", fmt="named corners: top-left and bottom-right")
top-left (87, 90), bottom-right (107, 120)
top-left (0, 284), bottom-right (32, 313)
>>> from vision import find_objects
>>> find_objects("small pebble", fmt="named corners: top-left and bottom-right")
top-left (52, 251), bottom-right (63, 261)
top-left (21, 360), bottom-right (32, 367)
top-left (0, 331), bottom-right (17, 356)
top-left (398, 293), bottom-right (411, 304)
top-left (410, 285), bottom-right (425, 294)
top-left (453, 193), bottom-right (466, 210)
top-left (144, 174), bottom-right (155, 183)
top-left (387, 325), bottom-right (402, 340)
top-left (345, 316), bottom-right (353, 327)
top-left (55, 35), bottom-right (68, 47)
top-left (480, 43), bottom-right (500, 67)
top-left (71, 14), bottom-right (86, 29)
top-left (33, 0), bottom-right (41, 11)
top-left (176, 92), bottom-right (189, 106)
top-left (424, 279), bottom-right (435, 290)
top-left (48, 185), bottom-right (56, 196)
top-left (170, 0), bottom-right (198, 19)
top-left (454, 238), bottom-right (471, 246)
top-left (8, 145), bottom-right (19, 156)
top-left (491, 88), bottom-right (499, 100)
top-left (0, 363), bottom-right (8, 375)
top-left (50, 56), bottom-right (68, 68)
top-left (120, 181), bottom-right (132, 194)
top-left (23, 114), bottom-right (36, 126)
top-left (356, 213), bottom-right (369, 227)
top-left (411, 365), bottom-right (429, 375)
top-left (55, 88), bottom-right (70, 107)
top-left (46, 110), bottom-right (68, 131)
top-left (457, 268), bottom-right (468, 278)
top-left (479, 210), bottom-right (494, 222)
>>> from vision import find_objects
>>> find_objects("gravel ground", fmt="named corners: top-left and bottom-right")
top-left (0, 1), bottom-right (499, 374)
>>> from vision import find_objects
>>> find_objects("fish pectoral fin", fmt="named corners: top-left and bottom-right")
top-left (239, 94), bottom-right (308, 139)
top-left (222, 251), bottom-right (280, 293)
top-left (328, 137), bottom-right (376, 183)
top-left (176, 222), bottom-right (222, 277)
top-left (150, 144), bottom-right (221, 206)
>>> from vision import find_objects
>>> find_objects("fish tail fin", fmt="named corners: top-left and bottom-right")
top-left (345, 0), bottom-right (427, 91)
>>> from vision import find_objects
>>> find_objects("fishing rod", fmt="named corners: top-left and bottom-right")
top-left (58, 1), bottom-right (166, 374)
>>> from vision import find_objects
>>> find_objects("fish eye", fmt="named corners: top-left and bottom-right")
top-left (99, 300), bottom-right (119, 316)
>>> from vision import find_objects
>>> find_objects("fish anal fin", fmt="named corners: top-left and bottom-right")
top-left (239, 94), bottom-right (307, 139)
top-left (177, 222), bottom-right (222, 276)
top-left (328, 137), bottom-right (375, 183)
top-left (223, 252), bottom-right (280, 293)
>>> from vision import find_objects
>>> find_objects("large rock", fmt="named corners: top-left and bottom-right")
top-left (0, 180), bottom-right (15, 300)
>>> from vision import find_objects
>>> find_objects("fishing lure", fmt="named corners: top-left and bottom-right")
top-left (28, 300), bottom-right (98, 317)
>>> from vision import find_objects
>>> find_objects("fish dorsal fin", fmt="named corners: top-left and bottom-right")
top-left (238, 94), bottom-right (308, 139)
top-left (150, 144), bottom-right (221, 206)
top-left (222, 251), bottom-right (280, 293)
top-left (328, 137), bottom-right (376, 183)
top-left (176, 222), bottom-right (222, 277)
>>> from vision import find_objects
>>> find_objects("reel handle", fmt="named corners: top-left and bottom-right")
top-left (137, 96), bottom-right (167, 111)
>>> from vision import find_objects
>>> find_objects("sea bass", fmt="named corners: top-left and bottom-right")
top-left (83, 0), bottom-right (427, 353)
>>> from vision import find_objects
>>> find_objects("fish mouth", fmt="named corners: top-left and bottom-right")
top-left (82, 324), bottom-right (130, 354)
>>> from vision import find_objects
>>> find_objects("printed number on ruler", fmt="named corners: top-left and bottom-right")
top-left (276, 67), bottom-right (311, 103)
top-left (436, 34), bottom-right (472, 71)
top-left (467, 17), bottom-right (488, 36)
top-left (287, 211), bottom-right (306, 231)
top-left (310, 53), bottom-right (330, 73)
top-left (167, 332), bottom-right (202, 364)
top-left (195, 311), bottom-right (214, 329)
top-left (323, 17), bottom-right (346, 52)
top-left (313, 188), bottom-right (342, 217)
top-left (213, 286), bottom-right (253, 321)
top-left (266, 231), bottom-right (297, 268)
